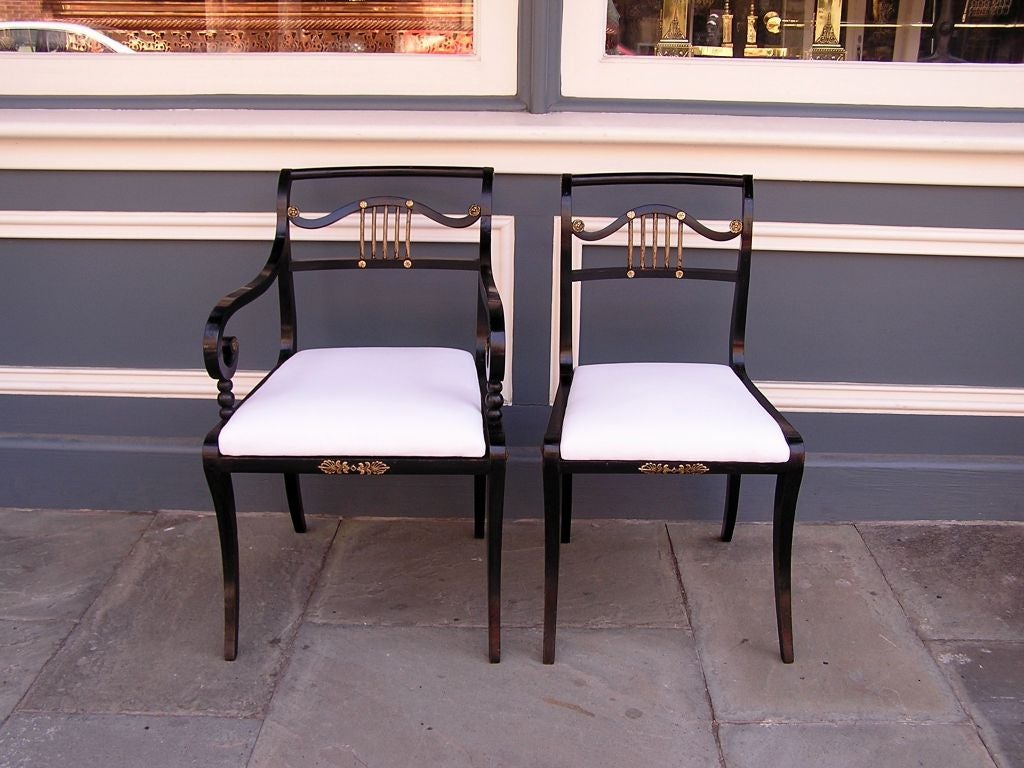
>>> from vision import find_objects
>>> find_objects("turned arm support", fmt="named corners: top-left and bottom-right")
top-left (202, 242), bottom-right (284, 419)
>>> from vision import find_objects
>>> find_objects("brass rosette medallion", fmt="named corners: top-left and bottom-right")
top-left (729, 219), bottom-right (742, 234)
top-left (571, 219), bottom-right (586, 233)
top-left (638, 462), bottom-right (710, 475)
top-left (287, 206), bottom-right (300, 219)
top-left (468, 204), bottom-right (482, 217)
top-left (318, 459), bottom-right (390, 475)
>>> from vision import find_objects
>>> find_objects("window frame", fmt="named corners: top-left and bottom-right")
top-left (562, 0), bottom-right (1024, 109)
top-left (0, 3), bottom-right (518, 97)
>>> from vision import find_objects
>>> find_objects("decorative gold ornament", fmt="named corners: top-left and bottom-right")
top-left (287, 206), bottom-right (300, 218)
top-left (406, 200), bottom-right (414, 209)
top-left (639, 462), bottom-right (711, 475)
top-left (572, 219), bottom-right (586, 233)
top-left (676, 211), bottom-right (686, 220)
top-left (764, 11), bottom-right (781, 33)
top-left (729, 219), bottom-right (743, 233)
top-left (359, 201), bottom-right (368, 209)
top-left (626, 210), bottom-right (636, 220)
top-left (318, 459), bottom-right (390, 475)
top-left (403, 259), bottom-right (413, 268)
top-left (468, 204), bottom-right (482, 216)
top-left (675, 270), bottom-right (684, 278)
top-left (626, 269), bottom-right (636, 278)
top-left (357, 260), bottom-right (367, 269)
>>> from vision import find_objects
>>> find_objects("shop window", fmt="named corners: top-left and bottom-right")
top-left (564, 0), bottom-right (1024, 107)
top-left (0, 0), bottom-right (474, 54)
top-left (0, 1), bottom-right (517, 96)
top-left (606, 0), bottom-right (1022, 62)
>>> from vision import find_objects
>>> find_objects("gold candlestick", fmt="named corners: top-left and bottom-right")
top-left (655, 0), bottom-right (693, 56)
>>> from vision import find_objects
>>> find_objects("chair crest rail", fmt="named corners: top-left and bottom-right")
top-left (571, 205), bottom-right (742, 280)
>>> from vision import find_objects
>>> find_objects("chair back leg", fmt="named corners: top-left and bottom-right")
top-left (205, 465), bottom-right (240, 661)
top-left (284, 473), bottom-right (307, 534)
top-left (721, 473), bottom-right (742, 542)
top-left (474, 474), bottom-right (486, 539)
top-left (560, 475), bottom-right (574, 544)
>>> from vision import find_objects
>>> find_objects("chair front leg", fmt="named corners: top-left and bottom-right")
top-left (284, 473), bottom-right (307, 534)
top-left (542, 460), bottom-right (563, 664)
top-left (486, 461), bottom-right (505, 663)
top-left (773, 467), bottom-right (803, 664)
top-left (205, 465), bottom-right (240, 661)
top-left (721, 473), bottom-right (741, 542)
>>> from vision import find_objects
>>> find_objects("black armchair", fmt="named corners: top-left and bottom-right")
top-left (202, 166), bottom-right (506, 662)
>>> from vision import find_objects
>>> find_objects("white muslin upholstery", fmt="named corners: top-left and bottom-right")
top-left (218, 347), bottom-right (485, 457)
top-left (559, 363), bottom-right (790, 463)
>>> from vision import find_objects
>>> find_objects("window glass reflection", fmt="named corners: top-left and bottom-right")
top-left (606, 0), bottom-right (1022, 61)
top-left (0, 0), bottom-right (474, 53)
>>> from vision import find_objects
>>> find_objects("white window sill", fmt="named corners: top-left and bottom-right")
top-left (1, 109), bottom-right (1022, 186)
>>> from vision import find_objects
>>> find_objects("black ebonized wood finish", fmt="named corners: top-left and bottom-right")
top-left (542, 172), bottom-right (805, 664)
top-left (202, 166), bottom-right (506, 662)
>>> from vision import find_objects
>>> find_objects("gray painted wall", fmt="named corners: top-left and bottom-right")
top-left (1, 171), bottom-right (1022, 521)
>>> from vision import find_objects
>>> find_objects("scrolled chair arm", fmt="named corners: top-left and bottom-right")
top-left (475, 269), bottom-right (506, 426)
top-left (202, 247), bottom-right (283, 420)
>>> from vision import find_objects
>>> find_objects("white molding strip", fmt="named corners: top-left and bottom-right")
top-left (545, 218), bottom-right (1024, 259)
top-left (1, 366), bottom-right (1021, 417)
top-left (0, 211), bottom-right (515, 401)
top-left (548, 216), bottom-right (1024, 403)
top-left (2, 110), bottom-right (1024, 187)
top-left (3, 211), bottom-right (1021, 257)
top-left (760, 382), bottom-right (1024, 417)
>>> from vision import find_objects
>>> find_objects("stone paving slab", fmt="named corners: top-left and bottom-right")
top-left (0, 713), bottom-right (260, 768)
top-left (249, 625), bottom-right (716, 768)
top-left (0, 509), bottom-right (151, 621)
top-left (21, 512), bottom-right (337, 718)
top-left (0, 619), bottom-right (71, 722)
top-left (667, 523), bottom-right (964, 722)
top-left (719, 722), bottom-right (997, 768)
top-left (308, 518), bottom-right (686, 630)
top-left (857, 523), bottom-right (1024, 641)
top-left (931, 641), bottom-right (1024, 768)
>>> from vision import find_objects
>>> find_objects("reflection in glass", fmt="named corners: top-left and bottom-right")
top-left (606, 0), bottom-right (1022, 61)
top-left (0, 0), bottom-right (474, 53)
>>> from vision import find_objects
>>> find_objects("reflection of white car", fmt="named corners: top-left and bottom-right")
top-left (0, 21), bottom-right (133, 53)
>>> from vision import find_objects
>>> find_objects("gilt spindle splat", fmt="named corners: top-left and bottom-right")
top-left (625, 210), bottom-right (686, 278)
top-left (358, 199), bottom-right (415, 269)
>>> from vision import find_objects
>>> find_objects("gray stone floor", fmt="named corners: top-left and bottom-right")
top-left (0, 509), bottom-right (1021, 768)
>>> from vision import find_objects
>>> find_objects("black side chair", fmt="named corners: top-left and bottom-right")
top-left (543, 172), bottom-right (804, 664)
top-left (202, 166), bottom-right (506, 662)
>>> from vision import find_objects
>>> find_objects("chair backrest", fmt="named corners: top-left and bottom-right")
top-left (267, 166), bottom-right (496, 362)
top-left (556, 172), bottom-right (754, 381)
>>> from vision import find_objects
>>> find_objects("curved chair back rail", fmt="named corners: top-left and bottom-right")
top-left (543, 171), bottom-right (804, 667)
top-left (201, 166), bottom-right (506, 664)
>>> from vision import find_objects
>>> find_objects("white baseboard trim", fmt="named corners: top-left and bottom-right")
top-left (1, 366), bottom-right (1021, 417)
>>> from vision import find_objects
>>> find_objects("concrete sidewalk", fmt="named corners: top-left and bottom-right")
top-left (0, 509), bottom-right (1020, 767)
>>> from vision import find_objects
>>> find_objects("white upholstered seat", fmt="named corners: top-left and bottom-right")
top-left (218, 347), bottom-right (485, 457)
top-left (560, 362), bottom-right (790, 463)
